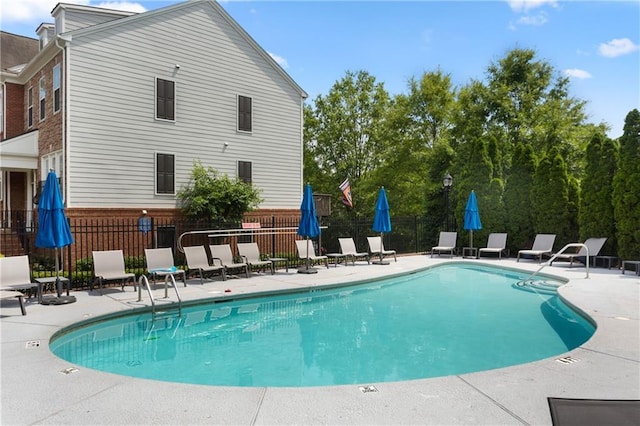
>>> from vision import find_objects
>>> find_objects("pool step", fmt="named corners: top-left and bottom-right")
top-left (513, 279), bottom-right (562, 295)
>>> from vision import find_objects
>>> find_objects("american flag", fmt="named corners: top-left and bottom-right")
top-left (339, 178), bottom-right (353, 208)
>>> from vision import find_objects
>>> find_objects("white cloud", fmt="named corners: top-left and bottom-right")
top-left (563, 68), bottom-right (592, 79)
top-left (507, 0), bottom-right (558, 13)
top-left (517, 12), bottom-right (548, 26)
top-left (268, 51), bottom-right (289, 69)
top-left (598, 38), bottom-right (639, 58)
top-left (94, 2), bottom-right (147, 13)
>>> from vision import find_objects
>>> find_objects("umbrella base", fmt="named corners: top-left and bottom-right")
top-left (372, 260), bottom-right (390, 265)
top-left (41, 295), bottom-right (77, 305)
top-left (297, 266), bottom-right (318, 274)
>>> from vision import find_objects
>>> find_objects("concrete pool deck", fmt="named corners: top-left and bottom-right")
top-left (1, 255), bottom-right (639, 425)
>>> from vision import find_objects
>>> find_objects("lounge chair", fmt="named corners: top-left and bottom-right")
top-left (145, 248), bottom-right (187, 286)
top-left (549, 237), bottom-right (607, 267)
top-left (91, 250), bottom-right (137, 291)
top-left (367, 236), bottom-right (397, 262)
top-left (478, 233), bottom-right (508, 259)
top-left (431, 232), bottom-right (457, 258)
top-left (209, 244), bottom-right (250, 278)
top-left (237, 242), bottom-right (274, 274)
top-left (0, 255), bottom-right (32, 315)
top-left (295, 240), bottom-right (329, 268)
top-left (517, 234), bottom-right (556, 263)
top-left (338, 238), bottom-right (370, 265)
top-left (183, 245), bottom-right (226, 284)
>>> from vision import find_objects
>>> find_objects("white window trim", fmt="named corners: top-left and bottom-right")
top-left (27, 87), bottom-right (33, 128)
top-left (41, 150), bottom-right (63, 180)
top-left (237, 94), bottom-right (253, 134)
top-left (154, 77), bottom-right (176, 122)
top-left (38, 77), bottom-right (46, 121)
top-left (154, 151), bottom-right (176, 195)
top-left (53, 64), bottom-right (61, 114)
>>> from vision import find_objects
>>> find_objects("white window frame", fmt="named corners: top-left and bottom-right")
top-left (237, 94), bottom-right (252, 133)
top-left (39, 77), bottom-right (46, 121)
top-left (53, 64), bottom-right (61, 113)
top-left (41, 151), bottom-right (63, 180)
top-left (27, 87), bottom-right (33, 128)
top-left (155, 152), bottom-right (176, 195)
top-left (155, 77), bottom-right (176, 122)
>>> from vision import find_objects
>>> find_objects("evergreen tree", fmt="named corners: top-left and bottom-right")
top-left (613, 109), bottom-right (640, 258)
top-left (579, 132), bottom-right (618, 255)
top-left (531, 147), bottom-right (571, 246)
top-left (504, 143), bottom-right (535, 253)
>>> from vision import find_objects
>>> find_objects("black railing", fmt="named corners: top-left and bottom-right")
top-left (1, 214), bottom-right (444, 291)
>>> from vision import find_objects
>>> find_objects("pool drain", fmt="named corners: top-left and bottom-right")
top-left (359, 385), bottom-right (378, 393)
top-left (556, 356), bottom-right (579, 364)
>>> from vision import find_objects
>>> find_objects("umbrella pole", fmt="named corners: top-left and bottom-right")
top-left (55, 248), bottom-right (61, 297)
top-left (379, 233), bottom-right (384, 263)
top-left (470, 231), bottom-right (473, 249)
top-left (306, 237), bottom-right (310, 270)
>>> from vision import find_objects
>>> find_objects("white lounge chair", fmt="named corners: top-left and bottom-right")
top-left (339, 238), bottom-right (370, 265)
top-left (431, 232), bottom-right (457, 258)
top-left (478, 233), bottom-right (508, 259)
top-left (549, 237), bottom-right (608, 267)
top-left (237, 242), bottom-right (274, 274)
top-left (145, 248), bottom-right (187, 286)
top-left (295, 240), bottom-right (329, 268)
top-left (92, 250), bottom-right (136, 291)
top-left (367, 236), bottom-right (397, 262)
top-left (0, 255), bottom-right (32, 315)
top-left (183, 246), bottom-right (226, 284)
top-left (517, 234), bottom-right (556, 263)
top-left (209, 244), bottom-right (250, 278)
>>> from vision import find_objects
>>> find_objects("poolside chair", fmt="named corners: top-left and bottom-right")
top-left (237, 242), bottom-right (274, 274)
top-left (183, 245), bottom-right (226, 284)
top-left (431, 232), bottom-right (457, 258)
top-left (478, 233), bottom-right (508, 259)
top-left (549, 237), bottom-right (607, 267)
top-left (145, 248), bottom-right (187, 287)
top-left (209, 244), bottom-right (250, 278)
top-left (367, 236), bottom-right (397, 262)
top-left (92, 250), bottom-right (136, 291)
top-left (0, 255), bottom-right (32, 315)
top-left (339, 238), bottom-right (370, 265)
top-left (517, 234), bottom-right (556, 263)
top-left (295, 239), bottom-right (329, 268)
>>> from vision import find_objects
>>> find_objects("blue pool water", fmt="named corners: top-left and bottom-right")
top-left (50, 264), bottom-right (594, 387)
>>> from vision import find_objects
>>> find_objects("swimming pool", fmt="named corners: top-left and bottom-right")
top-left (50, 264), bottom-right (594, 387)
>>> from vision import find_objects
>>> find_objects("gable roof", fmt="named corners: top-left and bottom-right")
top-left (0, 31), bottom-right (39, 71)
top-left (65, 0), bottom-right (307, 99)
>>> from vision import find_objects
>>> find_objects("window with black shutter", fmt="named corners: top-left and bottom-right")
top-left (156, 153), bottom-right (175, 194)
top-left (238, 161), bottom-right (252, 184)
top-left (238, 95), bottom-right (252, 132)
top-left (156, 78), bottom-right (175, 121)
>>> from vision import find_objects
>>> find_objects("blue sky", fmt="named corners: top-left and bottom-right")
top-left (2, 0), bottom-right (638, 138)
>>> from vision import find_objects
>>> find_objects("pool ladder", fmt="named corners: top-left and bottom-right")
top-left (137, 274), bottom-right (183, 319)
top-left (515, 243), bottom-right (590, 290)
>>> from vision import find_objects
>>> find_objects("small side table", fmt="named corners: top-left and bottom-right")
top-left (34, 276), bottom-right (70, 303)
top-left (269, 257), bottom-right (289, 272)
top-left (594, 255), bottom-right (618, 269)
top-left (462, 247), bottom-right (478, 259)
top-left (327, 253), bottom-right (347, 267)
top-left (621, 260), bottom-right (640, 276)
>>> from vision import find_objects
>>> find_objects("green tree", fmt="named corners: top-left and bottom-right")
top-left (531, 147), bottom-right (571, 246)
top-left (304, 70), bottom-right (390, 216)
top-left (504, 143), bottom-right (535, 253)
top-left (177, 162), bottom-right (262, 221)
top-left (579, 131), bottom-right (618, 254)
top-left (613, 109), bottom-right (640, 258)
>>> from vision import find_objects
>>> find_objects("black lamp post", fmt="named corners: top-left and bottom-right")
top-left (443, 173), bottom-right (453, 232)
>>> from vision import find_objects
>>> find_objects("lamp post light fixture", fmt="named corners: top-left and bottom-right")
top-left (443, 173), bottom-right (453, 232)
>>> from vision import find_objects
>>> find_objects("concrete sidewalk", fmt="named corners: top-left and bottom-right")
top-left (1, 256), bottom-right (638, 425)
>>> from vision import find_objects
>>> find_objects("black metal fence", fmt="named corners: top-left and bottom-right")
top-left (1, 214), bottom-right (444, 291)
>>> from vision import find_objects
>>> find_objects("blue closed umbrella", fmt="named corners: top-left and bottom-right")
top-left (372, 187), bottom-right (391, 264)
top-left (35, 171), bottom-right (74, 298)
top-left (463, 190), bottom-right (482, 248)
top-left (297, 183), bottom-right (320, 273)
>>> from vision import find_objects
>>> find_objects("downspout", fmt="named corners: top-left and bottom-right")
top-left (55, 34), bottom-right (71, 207)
